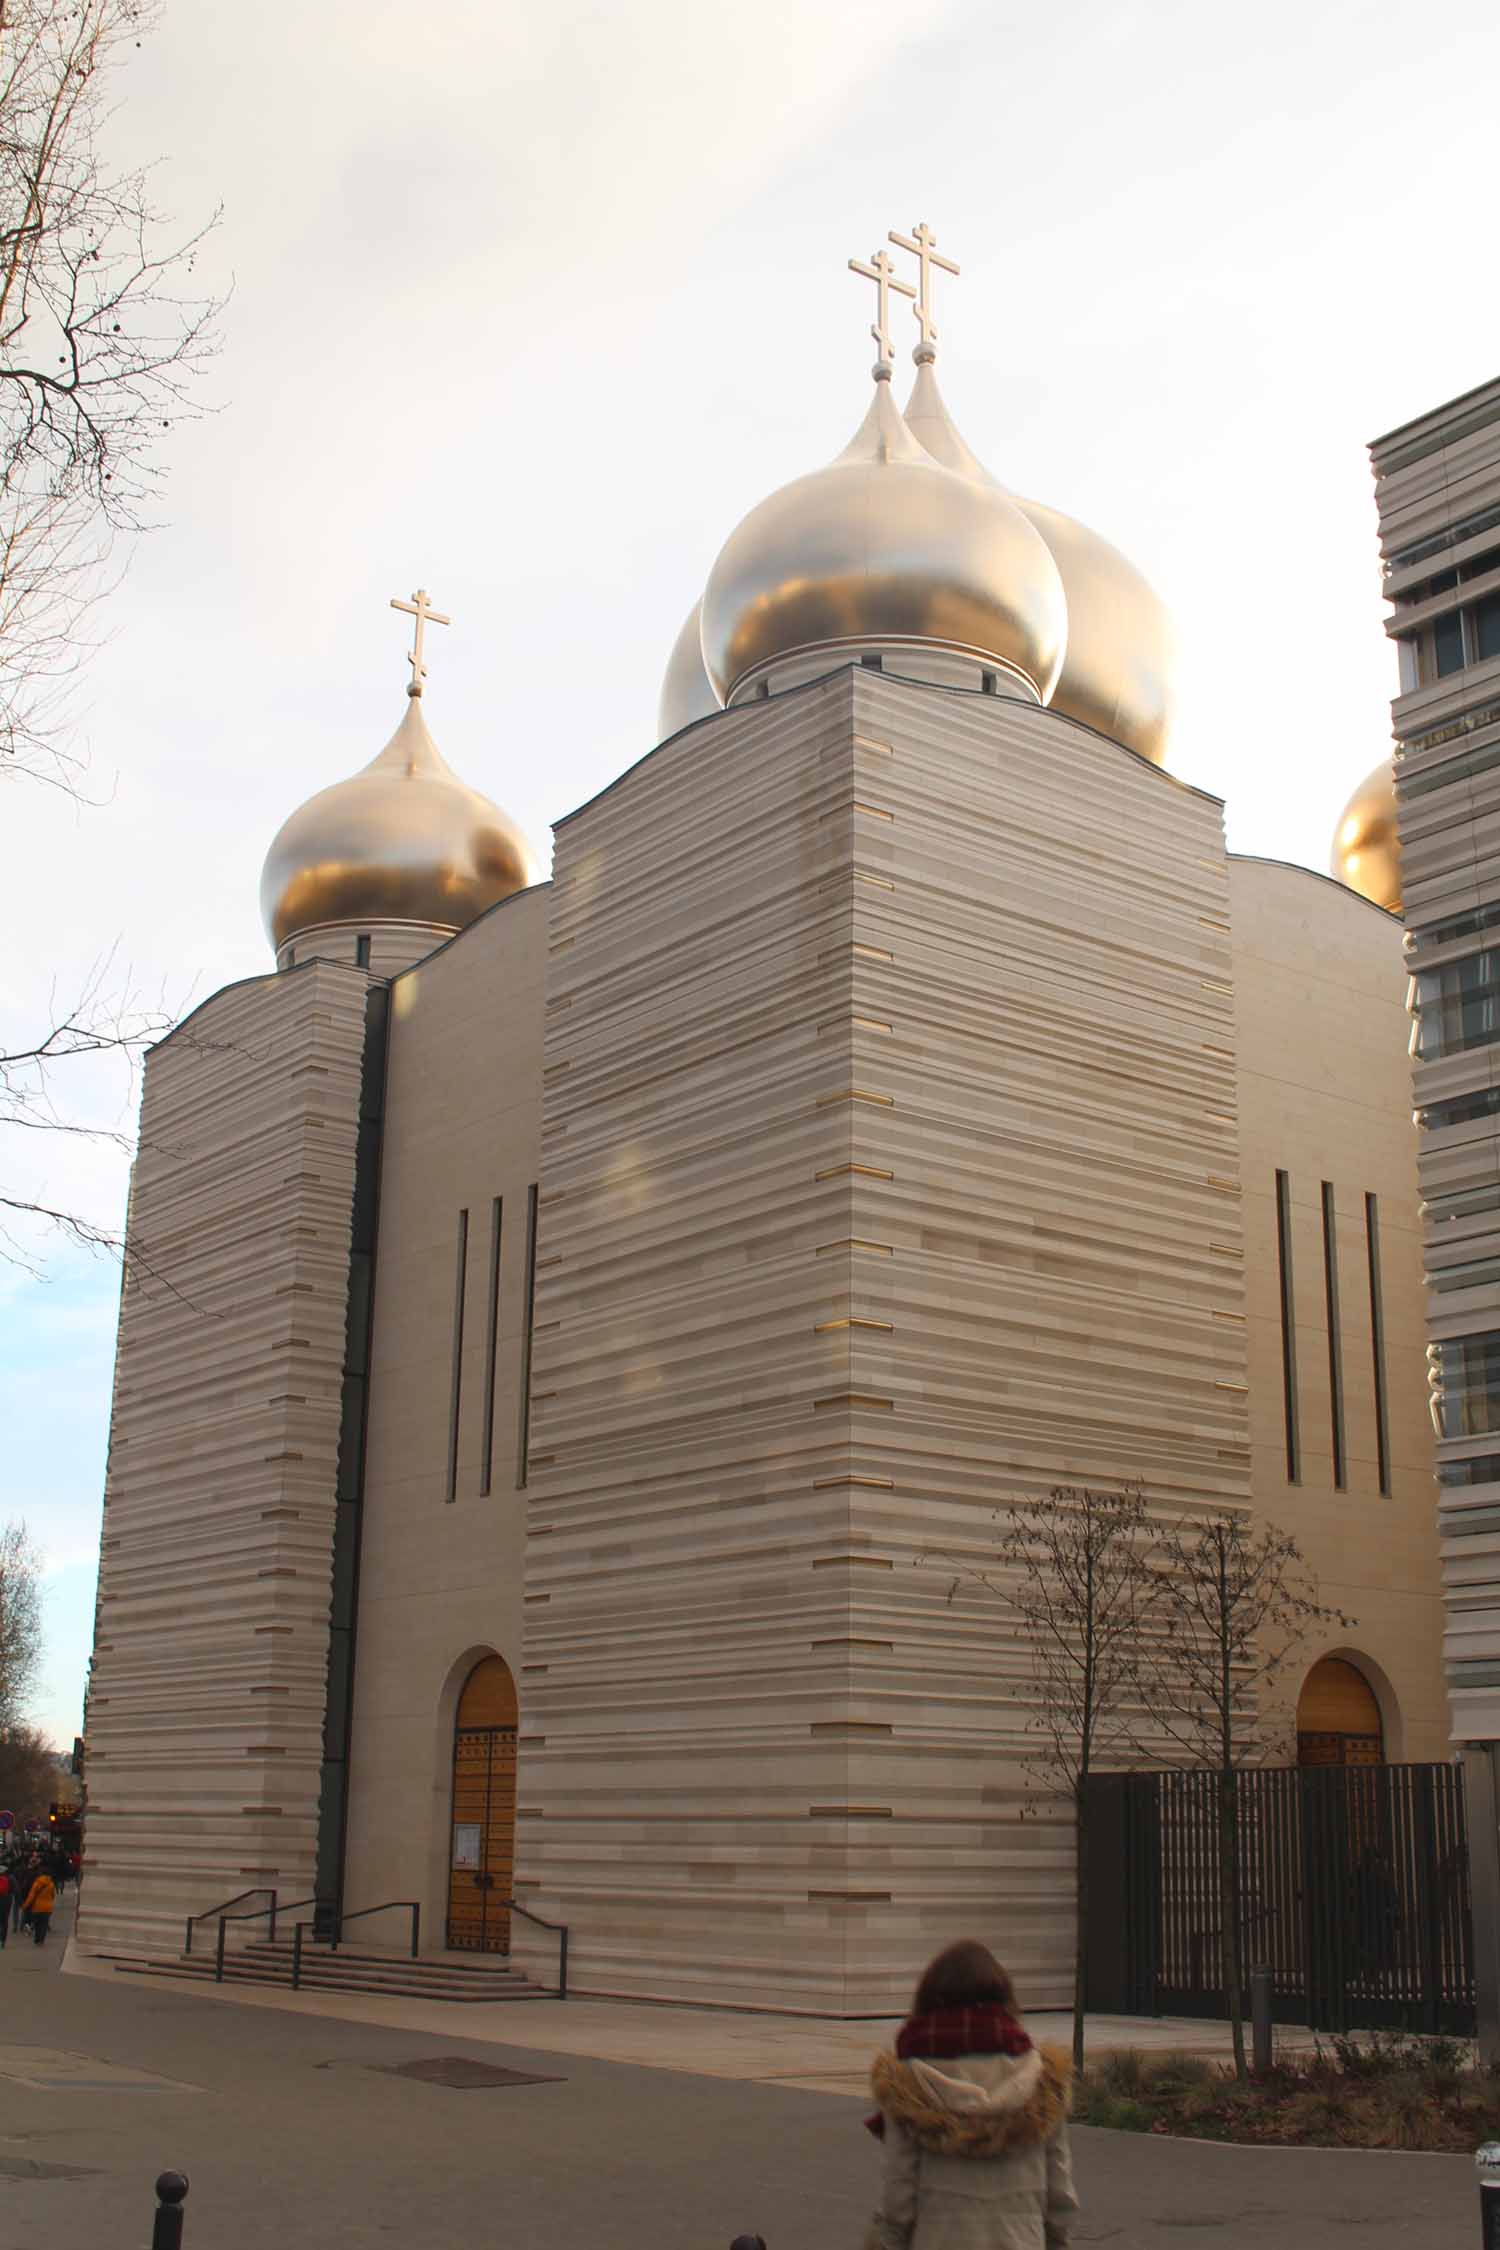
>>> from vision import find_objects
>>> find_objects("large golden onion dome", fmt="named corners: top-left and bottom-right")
top-left (904, 357), bottom-right (1176, 766)
top-left (260, 692), bottom-right (539, 953)
top-left (1330, 760), bottom-right (1402, 913)
top-left (699, 371), bottom-right (1067, 705)
top-left (658, 599), bottom-right (722, 741)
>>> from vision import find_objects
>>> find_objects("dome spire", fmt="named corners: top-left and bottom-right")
top-left (887, 220), bottom-right (960, 364)
top-left (389, 585), bottom-right (450, 700)
top-left (846, 246), bottom-right (915, 382)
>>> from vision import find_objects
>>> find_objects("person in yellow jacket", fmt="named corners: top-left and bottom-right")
top-left (22, 1869), bottom-right (55, 1946)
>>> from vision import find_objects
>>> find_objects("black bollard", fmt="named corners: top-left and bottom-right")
top-left (1478, 2143), bottom-right (1500, 2248)
top-left (729, 2238), bottom-right (767, 2250)
top-left (152, 2170), bottom-right (189, 2250)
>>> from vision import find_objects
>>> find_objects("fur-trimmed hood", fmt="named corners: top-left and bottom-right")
top-left (870, 2044), bottom-right (1072, 2159)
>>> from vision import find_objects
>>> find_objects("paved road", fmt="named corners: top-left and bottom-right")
top-left (0, 1896), bottom-right (1475, 2250)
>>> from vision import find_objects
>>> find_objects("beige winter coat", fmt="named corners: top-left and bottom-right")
top-left (864, 2043), bottom-right (1077, 2250)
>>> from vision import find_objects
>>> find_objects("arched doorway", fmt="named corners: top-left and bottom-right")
top-left (447, 1654), bottom-right (517, 1952)
top-left (1296, 1656), bottom-right (1385, 1767)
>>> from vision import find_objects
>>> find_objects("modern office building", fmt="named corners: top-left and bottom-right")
top-left (1367, 375), bottom-right (1500, 2049)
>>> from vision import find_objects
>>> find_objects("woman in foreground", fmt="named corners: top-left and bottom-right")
top-left (864, 1939), bottom-right (1077, 2250)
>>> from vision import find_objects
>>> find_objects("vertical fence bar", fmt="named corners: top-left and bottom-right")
top-left (214, 1915), bottom-right (227, 1985)
top-left (292, 1921), bottom-right (304, 1991)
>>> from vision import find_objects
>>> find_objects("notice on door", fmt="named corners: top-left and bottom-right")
top-left (451, 1823), bottom-right (482, 1870)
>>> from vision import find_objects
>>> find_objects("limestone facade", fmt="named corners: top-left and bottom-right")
top-left (81, 960), bottom-right (374, 1955)
top-left (81, 668), bottom-right (1446, 2005)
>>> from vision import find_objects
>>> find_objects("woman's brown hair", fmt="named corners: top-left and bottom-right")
top-left (912, 1939), bottom-right (1016, 2016)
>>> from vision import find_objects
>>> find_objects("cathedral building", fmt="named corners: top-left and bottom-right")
top-left (80, 236), bottom-right (1446, 2014)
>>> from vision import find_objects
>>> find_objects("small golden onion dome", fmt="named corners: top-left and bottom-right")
top-left (260, 694), bottom-right (539, 952)
top-left (904, 359), bottom-right (1175, 767)
top-left (1330, 760), bottom-right (1402, 913)
top-left (700, 374), bottom-right (1066, 704)
top-left (658, 599), bottom-right (722, 741)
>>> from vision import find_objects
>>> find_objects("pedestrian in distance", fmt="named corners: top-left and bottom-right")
top-left (22, 1867), bottom-right (55, 1945)
top-left (863, 1939), bottom-right (1078, 2250)
top-left (0, 1865), bottom-right (12, 1947)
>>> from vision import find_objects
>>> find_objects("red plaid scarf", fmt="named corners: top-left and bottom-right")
top-left (865, 2005), bottom-right (1032, 2137)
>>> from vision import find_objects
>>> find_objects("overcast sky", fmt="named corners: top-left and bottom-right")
top-left (6, 0), bottom-right (1497, 1746)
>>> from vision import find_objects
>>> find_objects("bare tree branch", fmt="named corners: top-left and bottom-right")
top-left (0, 0), bottom-right (223, 793)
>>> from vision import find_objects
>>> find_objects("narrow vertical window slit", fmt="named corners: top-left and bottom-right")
top-left (517, 1183), bottom-right (539, 1488)
top-left (1322, 1180), bottom-right (1346, 1490)
top-left (446, 1208), bottom-right (469, 1504)
top-left (1274, 1169), bottom-right (1300, 1483)
top-left (480, 1197), bottom-right (503, 1497)
top-left (1365, 1191), bottom-right (1391, 1496)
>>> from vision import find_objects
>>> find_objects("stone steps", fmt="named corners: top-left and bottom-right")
top-left (112, 1939), bottom-right (552, 2004)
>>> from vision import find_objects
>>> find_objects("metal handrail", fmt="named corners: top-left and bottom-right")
top-left (331, 1897), bottom-right (420, 1959)
top-left (184, 1887), bottom-right (273, 1958)
top-left (210, 1892), bottom-right (329, 1982)
top-left (499, 1896), bottom-right (569, 1998)
top-left (289, 1899), bottom-right (418, 1988)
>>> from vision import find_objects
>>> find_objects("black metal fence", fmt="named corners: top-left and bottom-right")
top-left (1085, 1762), bottom-right (1473, 2034)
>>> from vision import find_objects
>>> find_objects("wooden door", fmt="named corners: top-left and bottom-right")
top-left (1297, 1657), bottom-right (1385, 1769)
top-left (446, 1656), bottom-right (517, 1953)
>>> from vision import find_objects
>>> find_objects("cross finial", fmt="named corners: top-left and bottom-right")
top-left (888, 222), bottom-right (960, 359)
top-left (389, 586), bottom-right (451, 698)
top-left (848, 248), bottom-right (916, 379)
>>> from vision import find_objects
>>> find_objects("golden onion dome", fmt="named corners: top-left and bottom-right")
top-left (658, 599), bottom-right (722, 741)
top-left (904, 357), bottom-right (1176, 766)
top-left (260, 693), bottom-right (539, 952)
top-left (699, 372), bottom-right (1066, 705)
top-left (1330, 760), bottom-right (1402, 913)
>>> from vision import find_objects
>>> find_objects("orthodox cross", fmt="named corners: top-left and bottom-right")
top-left (888, 222), bottom-right (960, 351)
top-left (848, 248), bottom-right (915, 366)
top-left (390, 586), bottom-right (451, 696)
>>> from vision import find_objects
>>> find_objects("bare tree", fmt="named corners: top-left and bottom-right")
top-left (1, 943), bottom-right (174, 1269)
top-left (0, 0), bottom-right (219, 1260)
top-left (0, 1721), bottom-right (60, 1822)
top-left (0, 1521), bottom-right (43, 1729)
top-left (1144, 1513), bottom-right (1350, 2078)
top-left (923, 1483), bottom-right (1151, 2074)
top-left (0, 0), bottom-right (221, 793)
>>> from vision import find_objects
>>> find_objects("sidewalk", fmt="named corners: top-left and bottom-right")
top-left (62, 1937), bottom-right (1304, 2095)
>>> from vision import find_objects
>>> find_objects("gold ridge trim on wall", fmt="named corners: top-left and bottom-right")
top-left (815, 1163), bottom-right (895, 1180)
top-left (816, 1088), bottom-right (896, 1107)
top-left (814, 1317), bottom-right (895, 1333)
top-left (816, 1238), bottom-right (895, 1255)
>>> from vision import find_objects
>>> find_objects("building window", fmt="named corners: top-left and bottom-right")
top-left (1410, 899), bottom-right (1500, 950)
top-left (480, 1197), bottom-right (503, 1498)
top-left (1432, 1330), bottom-right (1500, 1440)
top-left (1365, 1194), bottom-right (1391, 1497)
top-left (1412, 945), bottom-right (1500, 1059)
top-left (355, 934), bottom-right (371, 968)
top-left (446, 1209), bottom-right (469, 1503)
top-left (1437, 1452), bottom-right (1500, 1488)
top-left (285, 946), bottom-right (296, 969)
top-left (1275, 1170), bottom-right (1299, 1483)
top-left (981, 669), bottom-right (999, 695)
top-left (861, 652), bottom-right (884, 671)
top-left (1476, 594), bottom-right (1500, 664)
top-left (1421, 1085), bottom-right (1500, 1131)
top-left (1434, 609), bottom-right (1466, 677)
top-left (1322, 1181), bottom-right (1346, 1490)
top-left (516, 1183), bottom-right (539, 1488)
